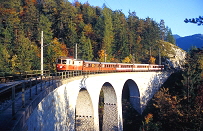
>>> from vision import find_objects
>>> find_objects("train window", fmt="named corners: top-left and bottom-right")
top-left (62, 60), bottom-right (66, 64)
top-left (57, 59), bottom-right (61, 64)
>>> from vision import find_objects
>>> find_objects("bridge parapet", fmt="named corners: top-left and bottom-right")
top-left (0, 71), bottom-right (171, 131)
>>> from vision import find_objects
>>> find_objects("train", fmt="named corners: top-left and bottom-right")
top-left (56, 56), bottom-right (164, 72)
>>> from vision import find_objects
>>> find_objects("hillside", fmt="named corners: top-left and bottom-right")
top-left (175, 34), bottom-right (203, 50)
top-left (173, 34), bottom-right (181, 39)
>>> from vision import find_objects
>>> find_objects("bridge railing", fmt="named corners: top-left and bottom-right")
top-left (0, 70), bottom-right (119, 120)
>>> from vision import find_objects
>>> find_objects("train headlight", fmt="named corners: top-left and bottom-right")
top-left (60, 66), bottom-right (63, 68)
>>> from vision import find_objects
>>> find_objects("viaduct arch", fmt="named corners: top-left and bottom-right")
top-left (23, 72), bottom-right (170, 131)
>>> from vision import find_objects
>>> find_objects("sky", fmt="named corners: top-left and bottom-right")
top-left (75, 0), bottom-right (203, 37)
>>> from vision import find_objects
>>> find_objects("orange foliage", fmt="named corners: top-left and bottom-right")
top-left (98, 50), bottom-right (105, 58)
top-left (122, 56), bottom-right (131, 63)
top-left (75, 14), bottom-right (84, 23)
top-left (52, 38), bottom-right (68, 56)
top-left (137, 35), bottom-right (141, 44)
top-left (110, 57), bottom-right (119, 63)
top-left (74, 1), bottom-right (81, 7)
top-left (145, 113), bottom-right (153, 124)
top-left (98, 49), bottom-right (107, 62)
top-left (0, 8), bottom-right (17, 15)
top-left (149, 56), bottom-right (156, 64)
top-left (60, 44), bottom-right (68, 56)
top-left (25, 0), bottom-right (37, 4)
top-left (84, 24), bottom-right (93, 36)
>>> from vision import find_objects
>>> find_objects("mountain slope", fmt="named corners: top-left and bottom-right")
top-left (176, 34), bottom-right (203, 50)
top-left (173, 34), bottom-right (181, 39)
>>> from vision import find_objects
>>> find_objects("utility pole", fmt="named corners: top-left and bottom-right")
top-left (41, 31), bottom-right (43, 75)
top-left (150, 47), bottom-right (152, 56)
top-left (159, 47), bottom-right (161, 65)
top-left (104, 50), bottom-right (107, 62)
top-left (75, 43), bottom-right (77, 59)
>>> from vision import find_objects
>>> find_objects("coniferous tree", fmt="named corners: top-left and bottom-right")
top-left (126, 11), bottom-right (139, 62)
top-left (112, 10), bottom-right (129, 61)
top-left (159, 19), bottom-right (166, 40)
top-left (21, 0), bottom-right (39, 41)
top-left (0, 44), bottom-right (11, 72)
top-left (102, 7), bottom-right (114, 62)
top-left (79, 32), bottom-right (93, 60)
top-left (94, 14), bottom-right (104, 59)
top-left (166, 28), bottom-right (175, 45)
top-left (11, 31), bottom-right (34, 72)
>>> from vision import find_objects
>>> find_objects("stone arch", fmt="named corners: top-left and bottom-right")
top-left (122, 79), bottom-right (141, 131)
top-left (122, 79), bottom-right (140, 113)
top-left (99, 82), bottom-right (118, 131)
top-left (75, 88), bottom-right (94, 130)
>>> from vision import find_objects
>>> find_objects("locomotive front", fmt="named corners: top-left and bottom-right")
top-left (56, 57), bottom-right (83, 71)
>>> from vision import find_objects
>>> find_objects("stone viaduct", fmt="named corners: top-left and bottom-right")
top-left (19, 71), bottom-right (170, 131)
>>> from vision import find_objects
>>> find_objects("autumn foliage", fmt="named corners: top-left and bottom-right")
top-left (140, 48), bottom-right (203, 131)
top-left (0, 0), bottom-right (175, 72)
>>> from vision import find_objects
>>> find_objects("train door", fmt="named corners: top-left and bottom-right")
top-left (73, 60), bottom-right (83, 70)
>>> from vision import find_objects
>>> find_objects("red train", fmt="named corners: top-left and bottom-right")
top-left (56, 56), bottom-right (164, 72)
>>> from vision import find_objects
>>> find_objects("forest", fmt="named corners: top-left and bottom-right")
top-left (131, 48), bottom-right (203, 131)
top-left (1, 0), bottom-right (203, 130)
top-left (0, 0), bottom-right (175, 73)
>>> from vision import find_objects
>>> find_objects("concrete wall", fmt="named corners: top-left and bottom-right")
top-left (24, 72), bottom-right (170, 131)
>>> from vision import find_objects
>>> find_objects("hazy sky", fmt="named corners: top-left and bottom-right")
top-left (76, 0), bottom-right (203, 37)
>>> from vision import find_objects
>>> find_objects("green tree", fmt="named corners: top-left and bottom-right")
top-left (165, 27), bottom-right (175, 45)
top-left (126, 11), bottom-right (140, 62)
top-left (94, 14), bottom-right (104, 59)
top-left (11, 31), bottom-right (34, 72)
top-left (79, 32), bottom-right (93, 60)
top-left (45, 38), bottom-right (68, 71)
top-left (0, 44), bottom-right (11, 72)
top-left (21, 0), bottom-right (39, 41)
top-left (102, 7), bottom-right (114, 62)
top-left (141, 18), bottom-right (160, 62)
top-left (38, 14), bottom-right (53, 66)
top-left (112, 10), bottom-right (129, 61)
top-left (159, 19), bottom-right (166, 40)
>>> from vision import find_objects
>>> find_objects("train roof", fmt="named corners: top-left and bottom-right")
top-left (84, 60), bottom-right (100, 64)
top-left (57, 56), bottom-right (83, 61)
top-left (116, 63), bottom-right (134, 65)
top-left (100, 62), bottom-right (117, 64)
